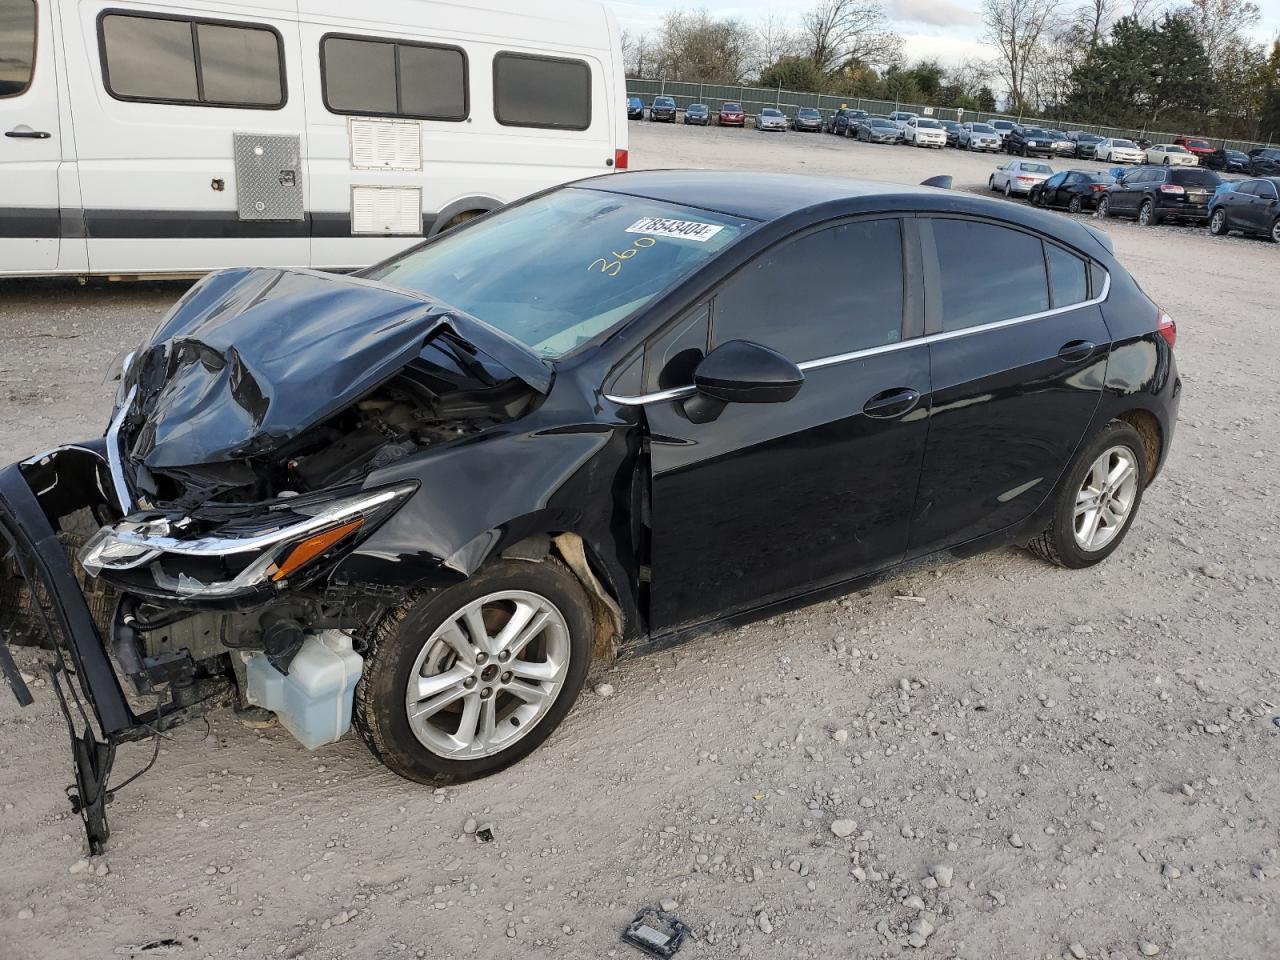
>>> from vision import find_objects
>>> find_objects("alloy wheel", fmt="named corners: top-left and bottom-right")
top-left (1210, 209), bottom-right (1227, 235)
top-left (1272, 218), bottom-right (1280, 243)
top-left (404, 590), bottom-right (571, 759)
top-left (1073, 446), bottom-right (1139, 552)
top-left (1139, 201), bottom-right (1154, 226)
top-left (1068, 196), bottom-right (1083, 214)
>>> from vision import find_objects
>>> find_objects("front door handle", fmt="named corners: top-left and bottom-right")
top-left (863, 387), bottom-right (921, 419)
top-left (5, 127), bottom-right (51, 139)
top-left (1057, 340), bottom-right (1096, 363)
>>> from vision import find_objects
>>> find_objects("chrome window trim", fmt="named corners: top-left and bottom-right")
top-left (605, 273), bottom-right (1111, 406)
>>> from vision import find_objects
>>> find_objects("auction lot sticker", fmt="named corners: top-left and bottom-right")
top-left (625, 217), bottom-right (724, 242)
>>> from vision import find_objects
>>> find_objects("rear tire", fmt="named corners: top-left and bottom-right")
top-left (1026, 421), bottom-right (1147, 569)
top-left (1138, 200), bottom-right (1156, 226)
top-left (354, 559), bottom-right (593, 784)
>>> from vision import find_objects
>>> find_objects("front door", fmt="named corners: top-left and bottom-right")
top-left (0, 0), bottom-right (60, 275)
top-left (643, 217), bottom-right (932, 633)
top-left (909, 216), bottom-right (1110, 555)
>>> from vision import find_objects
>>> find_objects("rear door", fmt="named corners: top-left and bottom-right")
top-left (0, 0), bottom-right (60, 274)
top-left (643, 217), bottom-right (931, 632)
top-left (908, 216), bottom-right (1110, 555)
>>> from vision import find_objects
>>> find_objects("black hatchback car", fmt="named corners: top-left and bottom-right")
top-left (1248, 148), bottom-right (1280, 176)
top-left (1097, 165), bottom-right (1221, 225)
top-left (0, 172), bottom-right (1179, 851)
top-left (830, 107), bottom-right (868, 135)
top-left (649, 96), bottom-right (677, 122)
top-left (1028, 170), bottom-right (1115, 213)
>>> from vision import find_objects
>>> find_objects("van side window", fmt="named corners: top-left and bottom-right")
top-left (930, 219), bottom-right (1049, 330)
top-left (321, 35), bottom-right (467, 121)
top-left (493, 53), bottom-right (590, 130)
top-left (99, 13), bottom-right (285, 109)
top-left (0, 0), bottom-right (36, 98)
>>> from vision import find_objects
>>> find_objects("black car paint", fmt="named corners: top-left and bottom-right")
top-left (830, 109), bottom-right (868, 135)
top-left (1006, 127), bottom-right (1054, 157)
top-left (1, 171), bottom-right (1179, 845)
top-left (649, 98), bottom-right (677, 122)
top-left (1249, 149), bottom-right (1280, 176)
top-left (627, 98), bottom-right (644, 120)
top-left (1202, 148), bottom-right (1248, 173)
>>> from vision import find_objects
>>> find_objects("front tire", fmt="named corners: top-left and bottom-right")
top-left (1209, 208), bottom-right (1229, 236)
top-left (355, 559), bottom-right (593, 783)
top-left (1026, 422), bottom-right (1147, 569)
top-left (1068, 196), bottom-right (1083, 214)
top-left (1096, 195), bottom-right (1111, 219)
top-left (1271, 218), bottom-right (1280, 243)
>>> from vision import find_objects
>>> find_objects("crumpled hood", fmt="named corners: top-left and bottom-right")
top-left (120, 267), bottom-right (550, 470)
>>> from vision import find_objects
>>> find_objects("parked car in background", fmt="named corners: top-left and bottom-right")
top-left (1028, 170), bottom-right (1116, 213)
top-left (1046, 130), bottom-right (1076, 157)
top-left (902, 117), bottom-right (947, 148)
top-left (1172, 135), bottom-right (1215, 162)
top-left (960, 122), bottom-right (1002, 152)
top-left (1097, 166), bottom-right (1221, 225)
top-left (1208, 177), bottom-right (1280, 242)
top-left (990, 159), bottom-right (1054, 196)
top-left (1145, 144), bottom-right (1199, 166)
top-left (1248, 148), bottom-right (1280, 176)
top-left (684, 103), bottom-right (710, 126)
top-left (889, 110), bottom-right (918, 131)
top-left (1069, 132), bottom-right (1105, 158)
top-left (1202, 148), bottom-right (1250, 173)
top-left (939, 119), bottom-right (962, 147)
top-left (756, 107), bottom-right (788, 132)
top-left (627, 97), bottom-right (644, 120)
top-left (791, 106), bottom-right (823, 132)
top-left (989, 118), bottom-right (1017, 144)
top-left (1095, 138), bottom-right (1146, 164)
top-left (1006, 126), bottom-right (1056, 157)
top-left (650, 96), bottom-right (677, 122)
top-left (718, 102), bottom-right (746, 127)
top-left (856, 117), bottom-right (901, 143)
top-left (830, 108), bottom-right (869, 135)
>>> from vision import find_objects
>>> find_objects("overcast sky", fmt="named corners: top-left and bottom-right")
top-left (607, 0), bottom-right (1280, 68)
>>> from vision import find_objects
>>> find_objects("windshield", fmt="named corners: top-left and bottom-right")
top-left (1114, 139), bottom-right (1137, 148)
top-left (1025, 128), bottom-right (1049, 137)
top-left (762, 108), bottom-right (782, 117)
top-left (627, 98), bottom-right (640, 106)
top-left (689, 104), bottom-right (707, 111)
top-left (1164, 145), bottom-right (1188, 152)
top-left (798, 108), bottom-right (819, 116)
top-left (916, 119), bottom-right (941, 128)
top-left (654, 97), bottom-right (674, 107)
top-left (992, 120), bottom-right (1013, 129)
top-left (871, 119), bottom-right (894, 128)
top-left (972, 123), bottom-right (995, 133)
top-left (1170, 169), bottom-right (1220, 186)
top-left (365, 189), bottom-right (752, 360)
top-left (1186, 139), bottom-right (1209, 148)
top-left (723, 103), bottom-right (741, 111)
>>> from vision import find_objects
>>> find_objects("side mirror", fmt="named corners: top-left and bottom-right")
top-left (684, 340), bottom-right (803, 422)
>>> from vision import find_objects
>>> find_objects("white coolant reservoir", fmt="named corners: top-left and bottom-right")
top-left (244, 630), bottom-right (363, 750)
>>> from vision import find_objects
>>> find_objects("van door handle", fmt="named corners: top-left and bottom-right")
top-left (5, 127), bottom-right (51, 139)
top-left (1057, 340), bottom-right (1096, 363)
top-left (863, 387), bottom-right (921, 419)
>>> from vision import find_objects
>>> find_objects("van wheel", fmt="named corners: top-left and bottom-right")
top-left (1026, 422), bottom-right (1147, 569)
top-left (1209, 208), bottom-right (1229, 235)
top-left (439, 210), bottom-right (486, 233)
top-left (354, 558), bottom-right (592, 783)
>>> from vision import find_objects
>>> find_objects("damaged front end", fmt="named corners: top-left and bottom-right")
top-left (0, 267), bottom-right (551, 850)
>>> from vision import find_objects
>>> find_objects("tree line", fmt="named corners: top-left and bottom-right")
top-left (623, 0), bottom-right (1280, 140)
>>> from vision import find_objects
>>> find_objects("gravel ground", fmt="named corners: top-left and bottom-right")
top-left (1, 122), bottom-right (1278, 960)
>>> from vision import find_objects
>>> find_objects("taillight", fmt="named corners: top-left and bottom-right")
top-left (1159, 183), bottom-right (1185, 194)
top-left (1017, 176), bottom-right (1034, 182)
top-left (1156, 309), bottom-right (1176, 349)
top-left (613, 149), bottom-right (628, 170)
top-left (1090, 184), bottom-right (1106, 191)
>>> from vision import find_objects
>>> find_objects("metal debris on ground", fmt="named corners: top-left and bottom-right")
top-left (622, 906), bottom-right (691, 958)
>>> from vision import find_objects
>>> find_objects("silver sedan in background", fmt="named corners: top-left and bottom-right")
top-left (989, 158), bottom-right (1054, 197)
top-left (756, 108), bottom-right (788, 132)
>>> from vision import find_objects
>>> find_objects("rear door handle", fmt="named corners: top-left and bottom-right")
top-left (5, 128), bottom-right (51, 139)
top-left (1057, 340), bottom-right (1096, 363)
top-left (863, 387), bottom-right (921, 419)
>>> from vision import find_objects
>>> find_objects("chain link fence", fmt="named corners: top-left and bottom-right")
top-left (626, 78), bottom-right (1274, 156)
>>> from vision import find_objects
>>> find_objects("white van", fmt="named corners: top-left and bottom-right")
top-left (0, 0), bottom-right (627, 278)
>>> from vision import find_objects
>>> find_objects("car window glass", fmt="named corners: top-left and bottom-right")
top-left (1170, 169), bottom-right (1219, 187)
top-left (931, 219), bottom-right (1048, 331)
top-left (1259, 181), bottom-right (1279, 199)
top-left (645, 303), bottom-right (710, 391)
top-left (712, 219), bottom-right (904, 363)
top-left (1045, 244), bottom-right (1088, 308)
top-left (1235, 182), bottom-right (1259, 196)
top-left (101, 14), bottom-right (198, 101)
top-left (0, 0), bottom-right (36, 97)
top-left (494, 53), bottom-right (590, 130)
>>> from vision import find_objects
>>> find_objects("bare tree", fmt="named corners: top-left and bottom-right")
top-left (799, 0), bottom-right (903, 74)
top-left (1179, 0), bottom-right (1261, 74)
top-left (654, 10), bottom-right (755, 84)
top-left (753, 11), bottom-right (802, 76)
top-left (982, 0), bottom-right (1062, 111)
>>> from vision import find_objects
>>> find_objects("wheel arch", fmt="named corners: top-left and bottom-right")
top-left (1114, 409), bottom-right (1163, 486)
top-left (426, 196), bottom-right (504, 238)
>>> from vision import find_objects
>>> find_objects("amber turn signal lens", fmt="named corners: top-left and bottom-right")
top-left (271, 518), bottom-right (364, 582)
